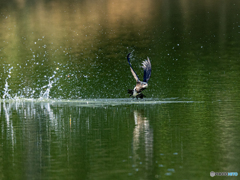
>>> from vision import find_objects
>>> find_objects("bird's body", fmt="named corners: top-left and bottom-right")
top-left (127, 53), bottom-right (151, 99)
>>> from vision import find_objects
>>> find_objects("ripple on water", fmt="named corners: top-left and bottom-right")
top-left (0, 98), bottom-right (200, 107)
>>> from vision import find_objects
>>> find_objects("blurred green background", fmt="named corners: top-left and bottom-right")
top-left (0, 0), bottom-right (239, 100)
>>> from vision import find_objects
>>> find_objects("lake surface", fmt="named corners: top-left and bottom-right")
top-left (0, 0), bottom-right (240, 179)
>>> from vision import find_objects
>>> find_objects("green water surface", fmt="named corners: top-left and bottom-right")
top-left (0, 0), bottom-right (240, 179)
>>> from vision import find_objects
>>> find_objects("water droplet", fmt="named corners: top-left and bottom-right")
top-left (168, 168), bottom-right (175, 172)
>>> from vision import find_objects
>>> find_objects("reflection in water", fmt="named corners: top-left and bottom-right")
top-left (1, 101), bottom-right (134, 179)
top-left (1, 101), bottom-right (156, 179)
top-left (132, 110), bottom-right (153, 173)
top-left (3, 102), bottom-right (15, 152)
top-left (1, 101), bottom-right (156, 177)
top-left (0, 101), bottom-right (76, 179)
top-left (0, 100), bottom-right (240, 179)
top-left (2, 101), bottom-right (57, 148)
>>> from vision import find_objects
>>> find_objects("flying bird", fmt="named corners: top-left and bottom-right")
top-left (127, 53), bottom-right (151, 99)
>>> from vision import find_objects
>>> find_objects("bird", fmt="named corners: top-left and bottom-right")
top-left (127, 53), bottom-right (151, 99)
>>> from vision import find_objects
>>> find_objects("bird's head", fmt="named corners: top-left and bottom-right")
top-left (141, 82), bottom-right (148, 89)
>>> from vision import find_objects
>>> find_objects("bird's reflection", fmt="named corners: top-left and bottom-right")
top-left (132, 110), bottom-right (153, 170)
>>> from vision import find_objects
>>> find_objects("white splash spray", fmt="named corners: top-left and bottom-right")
top-left (2, 67), bottom-right (13, 99)
top-left (39, 71), bottom-right (57, 100)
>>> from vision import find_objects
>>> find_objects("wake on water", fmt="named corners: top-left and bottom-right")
top-left (1, 67), bottom-right (199, 106)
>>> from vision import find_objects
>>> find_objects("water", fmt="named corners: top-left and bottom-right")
top-left (0, 0), bottom-right (240, 179)
top-left (1, 99), bottom-right (239, 179)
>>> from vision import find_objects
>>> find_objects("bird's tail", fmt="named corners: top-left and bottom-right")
top-left (128, 89), bottom-right (133, 97)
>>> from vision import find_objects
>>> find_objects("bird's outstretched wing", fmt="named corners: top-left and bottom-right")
top-left (142, 57), bottom-right (151, 82)
top-left (127, 53), bottom-right (140, 82)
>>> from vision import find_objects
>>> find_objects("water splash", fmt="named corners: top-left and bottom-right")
top-left (2, 67), bottom-right (13, 99)
top-left (22, 87), bottom-right (35, 99)
top-left (1, 66), bottom-right (60, 100)
top-left (3, 80), bottom-right (12, 99)
top-left (39, 71), bottom-right (57, 100)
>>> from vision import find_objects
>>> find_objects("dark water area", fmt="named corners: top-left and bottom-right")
top-left (0, 0), bottom-right (240, 179)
